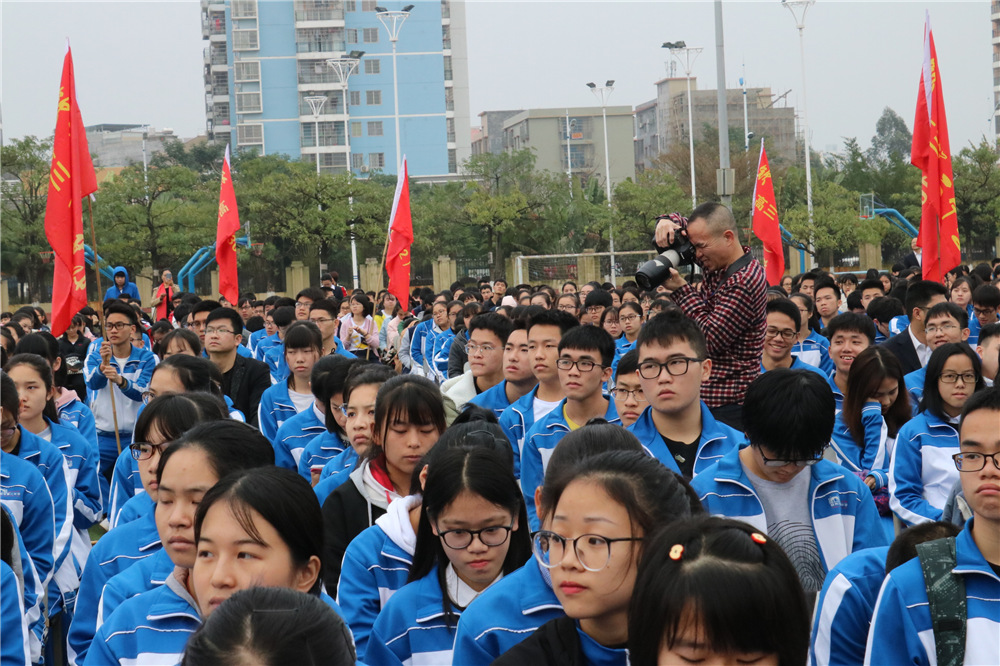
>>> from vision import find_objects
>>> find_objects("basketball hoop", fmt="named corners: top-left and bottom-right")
top-left (251, 242), bottom-right (264, 257)
top-left (38, 251), bottom-right (54, 264)
top-left (859, 193), bottom-right (875, 221)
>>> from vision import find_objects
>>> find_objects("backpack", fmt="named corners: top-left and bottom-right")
top-left (916, 536), bottom-right (966, 666)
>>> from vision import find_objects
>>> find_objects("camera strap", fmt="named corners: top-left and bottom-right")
top-left (721, 251), bottom-right (754, 284)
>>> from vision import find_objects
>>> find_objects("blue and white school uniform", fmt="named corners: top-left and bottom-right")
top-left (407, 319), bottom-right (433, 376)
top-left (888, 410), bottom-right (960, 526)
top-left (297, 430), bottom-right (348, 481)
top-left (107, 447), bottom-right (141, 529)
top-left (889, 315), bottom-right (908, 336)
top-left (68, 510), bottom-right (160, 665)
top-left (58, 394), bottom-right (98, 451)
top-left (625, 403), bottom-right (743, 477)
top-left (254, 332), bottom-right (281, 361)
top-left (247, 327), bottom-right (268, 357)
top-left (47, 418), bottom-right (103, 533)
top-left (314, 449), bottom-right (359, 505)
top-left (792, 330), bottom-right (834, 375)
top-left (691, 450), bottom-right (888, 575)
top-left (830, 403), bottom-right (890, 490)
top-left (431, 328), bottom-right (456, 383)
top-left (114, 491), bottom-right (155, 528)
top-left (97, 549), bottom-right (173, 629)
top-left (865, 521), bottom-right (999, 666)
top-left (498, 386), bottom-right (543, 478)
top-left (257, 380), bottom-right (308, 443)
top-left (904, 366), bottom-right (927, 413)
top-left (452, 558), bottom-right (563, 664)
top-left (318, 446), bottom-right (359, 481)
top-left (366, 565), bottom-right (488, 666)
top-left (263, 342), bottom-right (290, 384)
top-left (609, 337), bottom-right (636, 380)
top-left (338, 494), bottom-right (418, 657)
top-left (520, 399), bottom-right (619, 531)
top-left (467, 379), bottom-right (514, 418)
top-left (272, 403), bottom-right (327, 471)
top-left (760, 355), bottom-right (828, 377)
top-left (810, 546), bottom-right (888, 666)
top-left (0, 560), bottom-right (30, 666)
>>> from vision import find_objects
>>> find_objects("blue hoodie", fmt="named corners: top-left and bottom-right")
top-left (103, 266), bottom-right (141, 302)
top-left (625, 403), bottom-right (743, 478)
top-left (273, 403), bottom-right (327, 471)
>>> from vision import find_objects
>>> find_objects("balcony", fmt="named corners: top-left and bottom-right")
top-left (294, 7), bottom-right (345, 22)
top-left (296, 40), bottom-right (345, 54)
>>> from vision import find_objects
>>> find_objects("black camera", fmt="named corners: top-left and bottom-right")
top-left (635, 219), bottom-right (696, 291)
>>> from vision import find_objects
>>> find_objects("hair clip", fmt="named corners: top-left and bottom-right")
top-left (751, 532), bottom-right (767, 544)
top-left (669, 544), bottom-right (684, 560)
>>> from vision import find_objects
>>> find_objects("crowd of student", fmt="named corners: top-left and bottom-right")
top-left (1, 235), bottom-right (999, 666)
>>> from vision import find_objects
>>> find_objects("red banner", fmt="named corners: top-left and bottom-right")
top-left (911, 13), bottom-right (959, 283)
top-left (751, 142), bottom-right (784, 286)
top-left (385, 157), bottom-right (413, 310)
top-left (44, 45), bottom-right (97, 337)
top-left (215, 145), bottom-right (241, 305)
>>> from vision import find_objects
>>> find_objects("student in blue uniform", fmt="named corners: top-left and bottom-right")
top-left (866, 388), bottom-right (1000, 666)
top-left (903, 302), bottom-right (971, 408)
top-left (760, 299), bottom-right (827, 377)
top-left (497, 449), bottom-right (702, 666)
top-left (86, 422), bottom-right (275, 666)
top-left (789, 292), bottom-right (834, 374)
top-left (321, 371), bottom-right (443, 593)
top-left (889, 342), bottom-right (985, 526)
top-left (467, 318), bottom-right (537, 418)
top-left (453, 423), bottom-right (644, 663)
top-left (810, 521), bottom-right (960, 666)
top-left (367, 442), bottom-right (531, 665)
top-left (628, 516), bottom-right (810, 666)
top-left (257, 321), bottom-right (323, 444)
top-left (339, 421), bottom-right (513, 656)
top-left (520, 325), bottom-right (620, 531)
top-left (609, 349), bottom-right (644, 428)
top-left (296, 355), bottom-right (360, 481)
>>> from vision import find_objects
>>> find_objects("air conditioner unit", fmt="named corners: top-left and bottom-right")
top-left (360, 165), bottom-right (369, 173)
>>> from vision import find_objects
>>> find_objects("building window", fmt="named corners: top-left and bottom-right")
top-left (237, 123), bottom-right (264, 146)
top-left (344, 0), bottom-right (356, 10)
top-left (295, 27), bottom-right (344, 53)
top-left (364, 59), bottom-right (380, 74)
top-left (367, 121), bottom-right (383, 136)
top-left (236, 92), bottom-right (262, 114)
top-left (442, 24), bottom-right (451, 50)
top-left (361, 0), bottom-right (376, 10)
top-left (319, 152), bottom-right (348, 168)
top-left (297, 59), bottom-right (337, 85)
top-left (363, 27), bottom-right (379, 43)
top-left (234, 61), bottom-right (260, 83)
top-left (301, 121), bottom-right (345, 147)
top-left (369, 152), bottom-right (385, 169)
top-left (351, 121), bottom-right (362, 138)
top-left (448, 148), bottom-right (457, 174)
top-left (366, 90), bottom-right (381, 105)
top-left (299, 91), bottom-right (341, 116)
top-left (233, 29), bottom-right (259, 50)
top-left (232, 0), bottom-right (257, 19)
top-left (349, 90), bottom-right (361, 106)
top-left (346, 28), bottom-right (358, 44)
top-left (444, 87), bottom-right (454, 111)
top-left (441, 0), bottom-right (450, 19)
top-left (443, 55), bottom-right (452, 81)
top-left (446, 118), bottom-right (455, 143)
top-left (352, 153), bottom-right (364, 169)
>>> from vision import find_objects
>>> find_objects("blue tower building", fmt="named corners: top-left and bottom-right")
top-left (201, 0), bottom-right (471, 178)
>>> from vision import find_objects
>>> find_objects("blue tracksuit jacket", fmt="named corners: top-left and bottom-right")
top-left (314, 448), bottom-right (359, 503)
top-left (1, 560), bottom-right (30, 666)
top-left (865, 521), bottom-right (999, 666)
top-left (115, 491), bottom-right (155, 529)
top-left (107, 447), bottom-right (141, 529)
top-left (888, 410), bottom-right (960, 526)
top-left (467, 379), bottom-right (515, 418)
top-left (691, 450), bottom-right (888, 575)
top-left (254, 332), bottom-right (281, 361)
top-left (810, 546), bottom-right (888, 666)
top-left (452, 558), bottom-right (564, 664)
top-left (257, 380), bottom-right (302, 443)
top-left (904, 366), bottom-right (927, 414)
top-left (830, 402), bottom-right (890, 490)
top-left (272, 403), bottom-right (326, 470)
top-left (97, 549), bottom-right (173, 628)
top-left (792, 330), bottom-right (834, 375)
top-left (625, 403), bottom-right (743, 478)
top-left (497, 386), bottom-right (542, 479)
top-left (297, 430), bottom-right (348, 481)
top-left (47, 418), bottom-right (103, 531)
top-left (58, 397), bottom-right (98, 450)
top-left (520, 398), bottom-right (619, 531)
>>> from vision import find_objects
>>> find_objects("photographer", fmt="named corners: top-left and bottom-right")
top-left (651, 202), bottom-right (767, 429)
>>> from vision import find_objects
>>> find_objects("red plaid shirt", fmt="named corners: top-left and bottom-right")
top-left (670, 246), bottom-right (767, 407)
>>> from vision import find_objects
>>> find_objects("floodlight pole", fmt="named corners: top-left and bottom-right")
top-left (783, 0), bottom-right (815, 265)
top-left (376, 8), bottom-right (411, 172)
top-left (588, 81), bottom-right (616, 282)
top-left (665, 44), bottom-right (702, 209)
top-left (327, 53), bottom-right (364, 288)
top-left (304, 95), bottom-right (327, 177)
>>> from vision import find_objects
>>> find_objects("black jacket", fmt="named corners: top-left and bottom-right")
top-left (492, 617), bottom-right (589, 666)
top-left (879, 326), bottom-right (922, 376)
top-left (321, 477), bottom-right (387, 596)
top-left (220, 354), bottom-right (271, 428)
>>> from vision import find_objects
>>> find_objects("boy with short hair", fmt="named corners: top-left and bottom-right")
top-left (866, 296), bottom-right (905, 344)
top-left (467, 319), bottom-right (537, 418)
top-left (977, 323), bottom-right (1000, 386)
top-left (814, 279), bottom-right (843, 329)
top-left (858, 278), bottom-right (885, 309)
top-left (904, 302), bottom-right (971, 405)
top-left (969, 284), bottom-right (1000, 345)
top-left (762, 299), bottom-right (827, 376)
top-left (826, 312), bottom-right (877, 407)
top-left (610, 348), bottom-right (643, 427)
top-left (441, 312), bottom-right (513, 423)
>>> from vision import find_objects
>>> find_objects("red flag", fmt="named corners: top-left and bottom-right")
top-left (44, 45), bottom-right (98, 337)
top-left (385, 157), bottom-right (413, 309)
top-left (215, 145), bottom-right (241, 305)
top-left (911, 13), bottom-right (959, 283)
top-left (751, 142), bottom-right (784, 286)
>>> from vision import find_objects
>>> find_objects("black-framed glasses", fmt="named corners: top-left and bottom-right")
top-left (610, 386), bottom-right (647, 402)
top-left (953, 452), bottom-right (1000, 472)
top-left (436, 520), bottom-right (515, 549)
top-left (557, 304), bottom-right (579, 312)
top-left (556, 358), bottom-right (604, 373)
top-left (586, 306), bottom-right (605, 314)
top-left (309, 317), bottom-right (335, 325)
top-left (130, 441), bottom-right (169, 461)
top-left (532, 530), bottom-right (643, 572)
top-left (939, 372), bottom-right (977, 385)
top-left (637, 357), bottom-right (703, 379)
top-left (757, 445), bottom-right (825, 468)
top-left (765, 327), bottom-right (796, 341)
top-left (105, 322), bottom-right (133, 331)
top-left (204, 327), bottom-right (235, 336)
top-left (924, 324), bottom-right (959, 335)
top-left (618, 314), bottom-right (640, 323)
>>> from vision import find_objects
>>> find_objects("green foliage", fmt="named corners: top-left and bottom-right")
top-left (612, 170), bottom-right (689, 250)
top-left (783, 180), bottom-right (889, 260)
top-left (952, 139), bottom-right (1000, 256)
top-left (1, 136), bottom-right (53, 287)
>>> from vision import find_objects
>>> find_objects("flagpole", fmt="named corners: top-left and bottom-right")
top-left (88, 198), bottom-right (123, 456)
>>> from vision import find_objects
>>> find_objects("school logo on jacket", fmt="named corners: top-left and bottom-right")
top-left (828, 495), bottom-right (842, 509)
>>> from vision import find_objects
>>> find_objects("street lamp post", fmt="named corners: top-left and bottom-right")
top-left (304, 95), bottom-right (327, 177)
top-left (783, 0), bottom-right (815, 266)
top-left (663, 42), bottom-right (702, 209)
top-left (376, 5), bottom-right (413, 172)
top-left (587, 80), bottom-right (616, 282)
top-left (327, 51), bottom-right (364, 289)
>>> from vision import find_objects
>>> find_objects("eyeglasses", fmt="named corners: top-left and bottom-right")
top-left (939, 372), bottom-right (977, 385)
top-left (637, 357), bottom-right (703, 379)
top-left (184, 320), bottom-right (206, 330)
top-left (130, 441), bottom-right (169, 461)
top-left (619, 314), bottom-right (640, 323)
top-left (924, 324), bottom-right (959, 335)
top-left (610, 387), bottom-right (647, 402)
top-left (586, 306), bottom-right (604, 314)
top-left (295, 300), bottom-right (312, 308)
top-left (436, 521), bottom-right (515, 549)
top-left (309, 317), bottom-right (335, 325)
top-left (532, 530), bottom-right (643, 572)
top-left (765, 327), bottom-right (796, 341)
top-left (952, 452), bottom-right (1000, 472)
top-left (105, 322), bottom-right (133, 331)
top-left (466, 343), bottom-right (498, 355)
top-left (973, 307), bottom-right (998, 318)
top-left (757, 445), bottom-right (825, 468)
top-left (204, 327), bottom-right (235, 336)
top-left (556, 358), bottom-right (604, 373)
top-left (557, 304), bottom-right (579, 312)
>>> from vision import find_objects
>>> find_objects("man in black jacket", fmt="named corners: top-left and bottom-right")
top-left (879, 280), bottom-right (947, 376)
top-left (204, 307), bottom-right (271, 427)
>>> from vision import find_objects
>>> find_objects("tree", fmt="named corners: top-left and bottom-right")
top-left (1, 136), bottom-right (55, 298)
top-left (952, 139), bottom-right (1000, 257)
top-left (870, 107), bottom-right (912, 165)
top-left (782, 180), bottom-right (890, 263)
top-left (611, 169), bottom-right (689, 251)
top-left (151, 139), bottom-right (226, 178)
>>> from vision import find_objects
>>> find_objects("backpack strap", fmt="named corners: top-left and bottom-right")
top-left (916, 536), bottom-right (966, 666)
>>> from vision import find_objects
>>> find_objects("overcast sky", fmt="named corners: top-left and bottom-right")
top-left (1, 0), bottom-right (993, 155)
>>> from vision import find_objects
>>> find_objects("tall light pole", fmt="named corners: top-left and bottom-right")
top-left (564, 109), bottom-right (574, 197)
top-left (740, 64), bottom-right (750, 152)
top-left (327, 51), bottom-right (364, 289)
top-left (376, 4), bottom-right (413, 172)
top-left (587, 80), bottom-right (616, 282)
top-left (783, 0), bottom-right (815, 265)
top-left (713, 0), bottom-right (733, 211)
top-left (304, 95), bottom-right (327, 177)
top-left (663, 42), bottom-right (702, 209)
